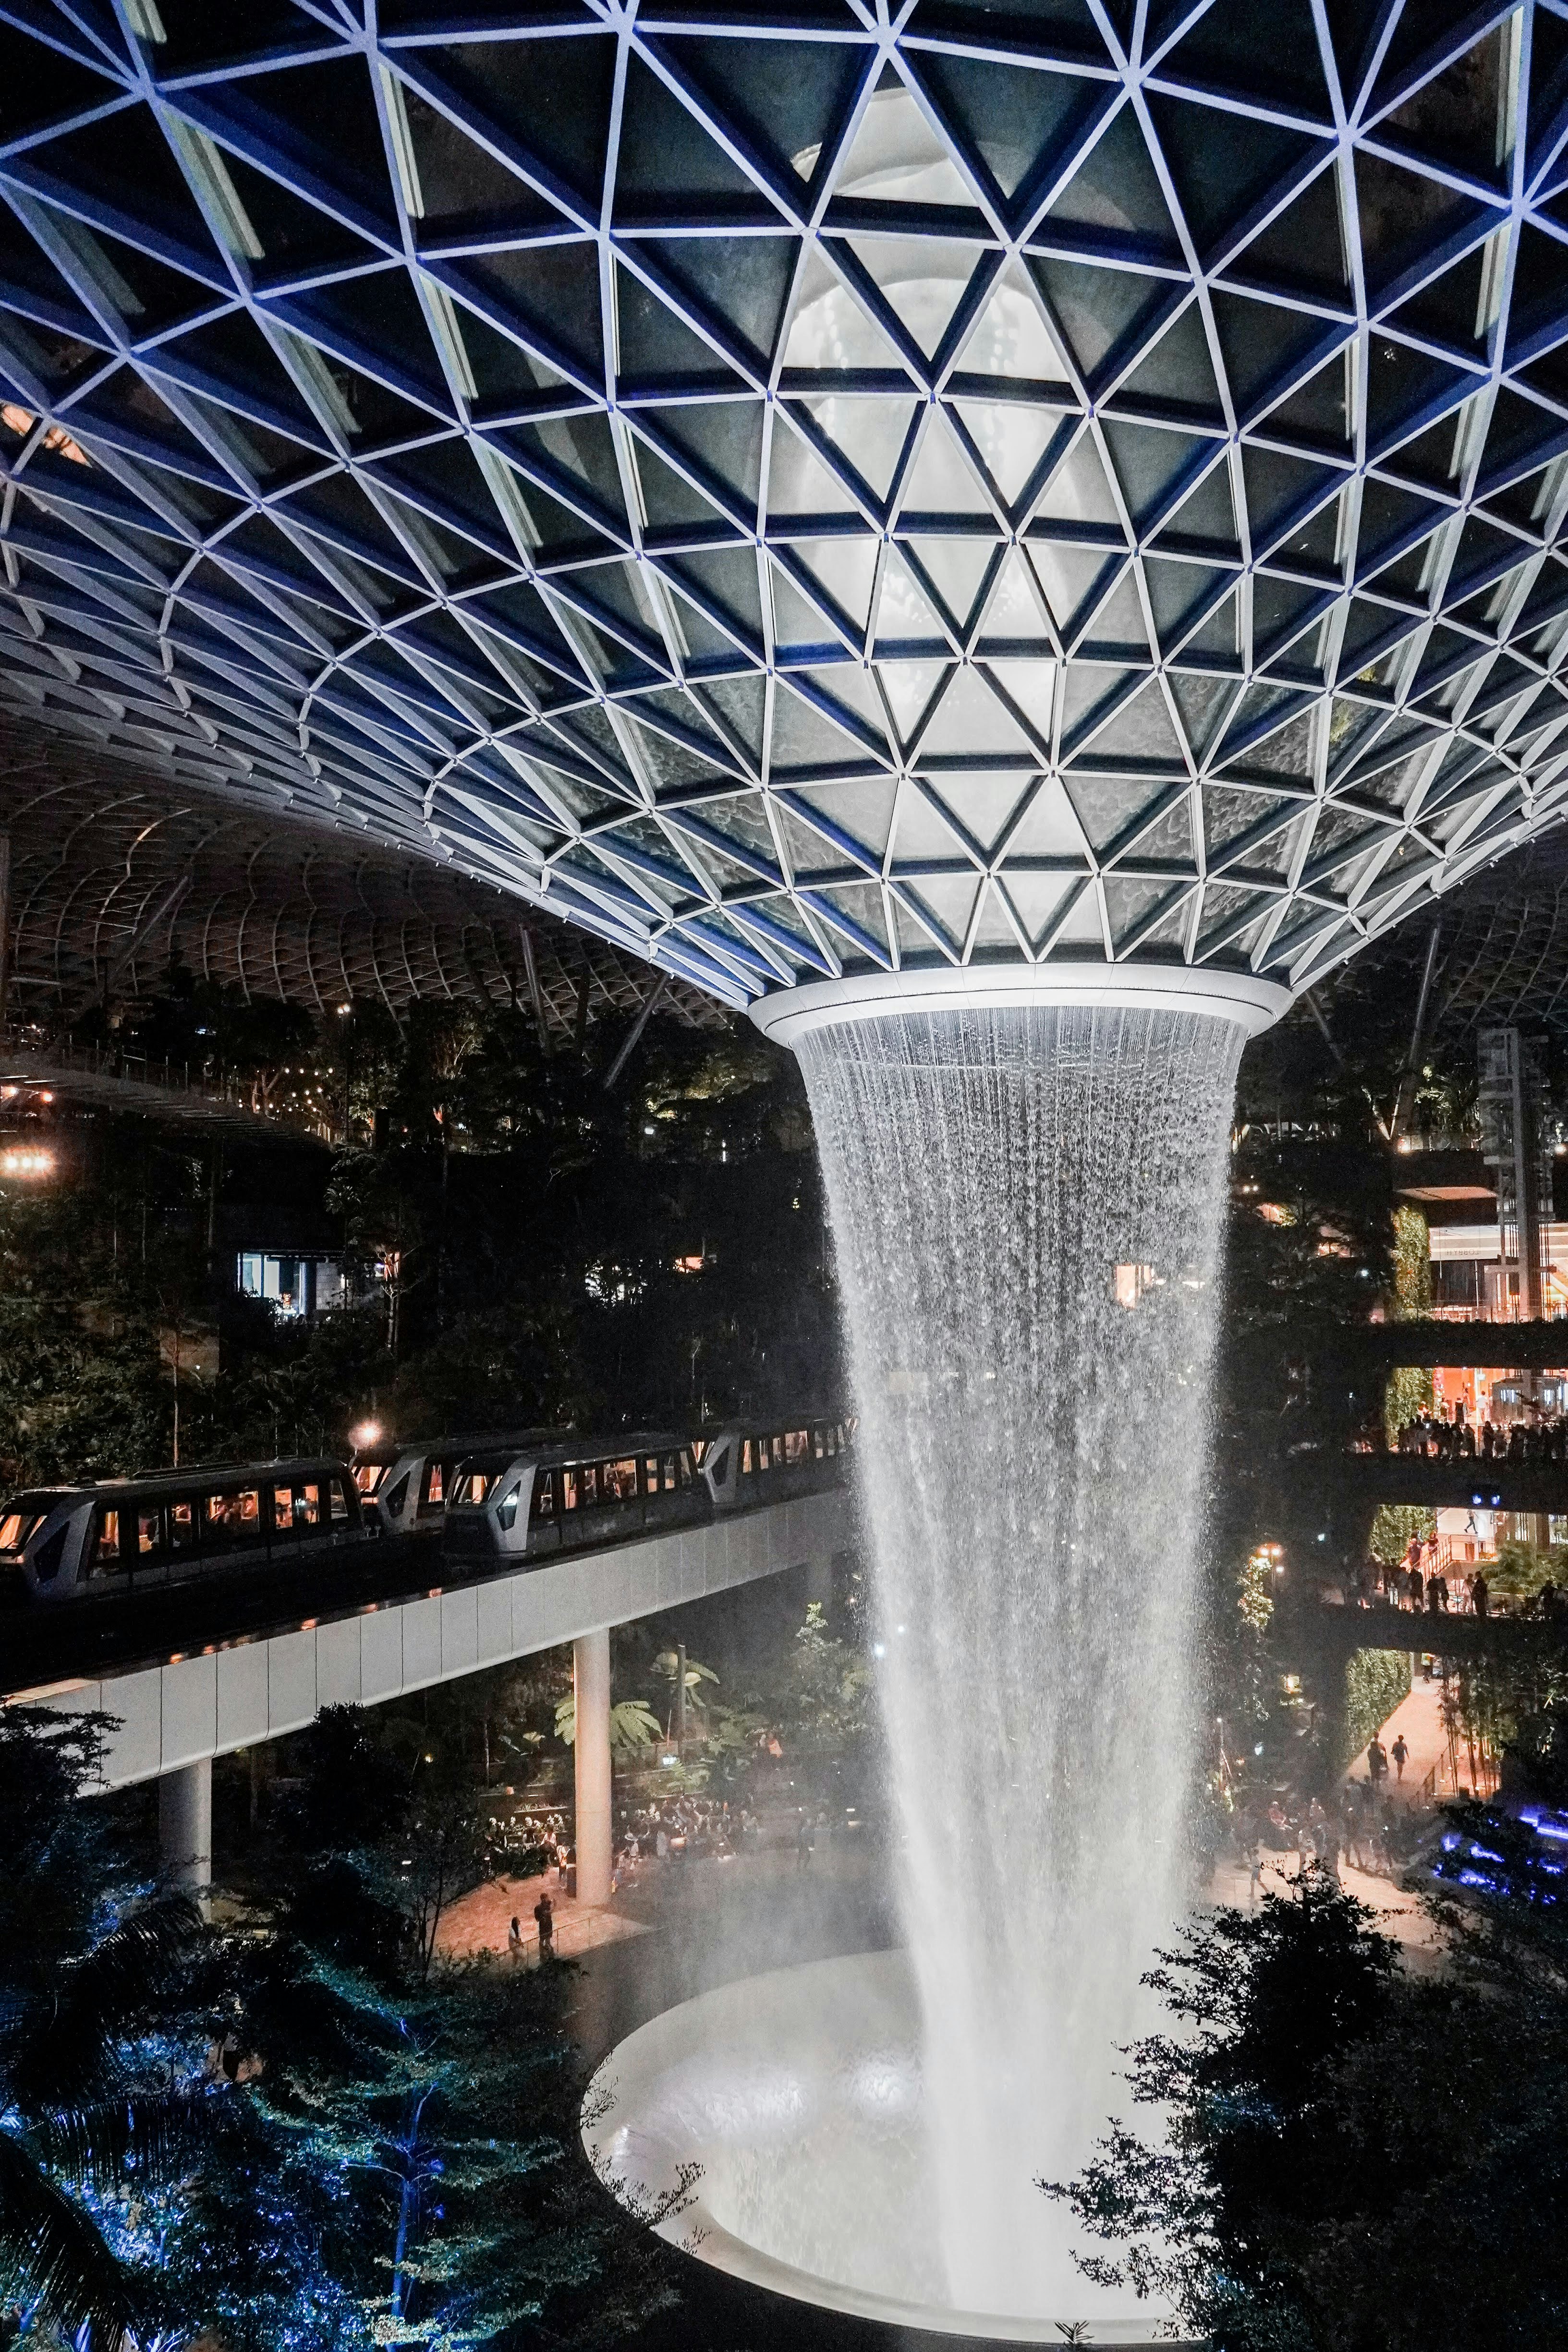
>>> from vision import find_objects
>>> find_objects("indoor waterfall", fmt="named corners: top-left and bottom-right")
top-left (797, 1004), bottom-right (1244, 2320)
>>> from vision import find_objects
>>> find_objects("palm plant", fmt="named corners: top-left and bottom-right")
top-left (0, 1707), bottom-right (214, 2349)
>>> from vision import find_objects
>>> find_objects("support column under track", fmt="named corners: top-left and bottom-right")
top-left (158, 1757), bottom-right (211, 1901)
top-left (573, 1629), bottom-right (612, 1907)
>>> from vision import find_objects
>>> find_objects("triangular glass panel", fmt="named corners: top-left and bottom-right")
top-left (877, 658), bottom-right (948, 738)
top-left (1084, 679), bottom-right (1186, 762)
top-left (1064, 771), bottom-right (1169, 852)
top-left (1104, 877), bottom-right (1186, 950)
top-left (783, 244), bottom-right (911, 371)
top-left (615, 264), bottom-right (753, 393)
top-left (612, 52), bottom-right (771, 220)
top-left (1221, 159), bottom-right (1350, 301)
top-left (1033, 430), bottom-right (1125, 527)
top-left (813, 882), bottom-right (893, 963)
top-left (793, 537), bottom-right (881, 634)
top-left (1043, 103), bottom-right (1182, 254)
top-left (906, 873), bottom-right (982, 953)
top-left (1116, 300), bottom-right (1226, 421)
top-left (898, 421), bottom-right (994, 515)
top-left (796, 393), bottom-right (918, 502)
top-left (1209, 288), bottom-right (1345, 424)
top-left (1158, 0), bottom-right (1334, 122)
top-left (771, 678), bottom-right (872, 769)
top-left (972, 881), bottom-right (1026, 950)
top-left (1376, 22), bottom-right (1512, 189)
top-left (1029, 540), bottom-right (1118, 633)
top-left (1079, 571), bottom-right (1151, 653)
top-left (791, 779), bottom-right (899, 861)
top-left (910, 48), bottom-right (1109, 210)
top-left (876, 552), bottom-right (948, 642)
top-left (649, 33), bottom-right (869, 202)
top-left (917, 665), bottom-right (1035, 755)
top-left (1099, 419), bottom-right (1209, 529)
top-left (638, 235), bottom-right (803, 375)
top-left (842, 234), bottom-right (981, 359)
top-left (1155, 461), bottom-right (1240, 550)
top-left (804, 661), bottom-right (892, 750)
top-left (1351, 149), bottom-right (1491, 305)
top-left (1028, 255), bottom-right (1185, 386)
top-left (1257, 347), bottom-right (1353, 445)
top-left (428, 36), bottom-right (618, 210)
top-left (987, 658), bottom-right (1058, 740)
top-left (1144, 93), bottom-right (1329, 259)
top-left (893, 782), bottom-right (971, 860)
top-left (1142, 558), bottom-right (1231, 653)
top-left (928, 769), bottom-right (1038, 853)
top-left (1240, 444), bottom-right (1343, 545)
top-left (1002, 775), bottom-right (1087, 858)
top-left (952, 398), bottom-right (1063, 505)
top-left (982, 549), bottom-right (1051, 639)
top-left (907, 537), bottom-right (997, 626)
top-left (771, 567), bottom-right (842, 651)
top-left (767, 421), bottom-right (862, 516)
top-left (828, 83), bottom-right (976, 206)
top-left (955, 267), bottom-right (1069, 380)
top-left (998, 872), bottom-right (1077, 951)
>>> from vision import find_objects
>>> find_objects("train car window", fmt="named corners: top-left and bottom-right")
top-left (454, 1470), bottom-right (489, 1507)
top-left (662, 1453), bottom-right (677, 1491)
top-left (757, 1437), bottom-right (772, 1470)
top-left (581, 1464), bottom-right (600, 1508)
top-left (0, 1509), bottom-right (46, 1554)
top-left (562, 1468), bottom-right (579, 1512)
top-left (273, 1486), bottom-right (295, 1534)
top-left (294, 1483), bottom-right (323, 1533)
top-left (206, 1490), bottom-right (263, 1544)
top-left (496, 1480), bottom-right (521, 1532)
top-left (678, 1450), bottom-right (692, 1486)
top-left (785, 1430), bottom-right (806, 1464)
top-left (91, 1509), bottom-right (122, 1574)
top-left (330, 1476), bottom-right (350, 1524)
top-left (423, 1461), bottom-right (445, 1509)
top-left (383, 1472), bottom-right (410, 1519)
top-left (169, 1500), bottom-right (199, 1552)
top-left (353, 1464), bottom-right (383, 1496)
top-left (741, 1440), bottom-right (752, 1475)
top-left (603, 1457), bottom-right (637, 1503)
top-left (137, 1510), bottom-right (160, 1555)
top-left (644, 1455), bottom-right (659, 1493)
top-left (532, 1471), bottom-right (555, 1522)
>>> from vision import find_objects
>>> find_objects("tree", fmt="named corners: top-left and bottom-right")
top-left (1052, 1858), bottom-right (1568, 2351)
top-left (554, 1693), bottom-right (663, 1764)
top-left (171, 1706), bottom-right (684, 2352)
top-left (0, 1708), bottom-right (217, 2350)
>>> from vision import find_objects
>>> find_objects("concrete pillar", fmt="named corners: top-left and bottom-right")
top-left (573, 1630), bottom-right (613, 1907)
top-left (159, 1758), bottom-right (211, 1902)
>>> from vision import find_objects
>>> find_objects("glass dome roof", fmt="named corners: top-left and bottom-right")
top-left (2, 1), bottom-right (1568, 1018)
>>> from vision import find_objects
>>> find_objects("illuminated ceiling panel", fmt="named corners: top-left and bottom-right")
top-left (3, 2), bottom-right (1568, 1013)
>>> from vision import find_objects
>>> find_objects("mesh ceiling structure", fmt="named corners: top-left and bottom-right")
top-left (0, 714), bottom-right (721, 1032)
top-left (6, 2), bottom-right (1568, 1016)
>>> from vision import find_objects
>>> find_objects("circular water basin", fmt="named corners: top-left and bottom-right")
top-left (582, 1948), bottom-right (1179, 2345)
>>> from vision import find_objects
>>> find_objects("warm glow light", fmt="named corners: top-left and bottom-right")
top-left (0, 1148), bottom-right (54, 1180)
top-left (351, 1419), bottom-right (382, 1447)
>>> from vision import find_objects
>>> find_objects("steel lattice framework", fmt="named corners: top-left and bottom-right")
top-left (0, 713), bottom-right (721, 1032)
top-left (5, 2), bottom-right (1568, 1022)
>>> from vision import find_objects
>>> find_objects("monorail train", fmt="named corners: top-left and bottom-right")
top-left (442, 1415), bottom-right (854, 1568)
top-left (0, 1459), bottom-right (369, 1602)
top-left (355, 1430), bottom-right (565, 1540)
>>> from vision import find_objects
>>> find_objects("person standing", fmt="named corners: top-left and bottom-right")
top-left (1472, 1570), bottom-right (1490, 1620)
top-left (1367, 1734), bottom-right (1388, 1790)
top-left (1391, 1733), bottom-right (1409, 1785)
top-left (507, 1915), bottom-right (523, 1964)
top-left (533, 1891), bottom-right (555, 1960)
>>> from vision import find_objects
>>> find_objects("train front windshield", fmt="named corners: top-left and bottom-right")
top-left (0, 1497), bottom-right (61, 1557)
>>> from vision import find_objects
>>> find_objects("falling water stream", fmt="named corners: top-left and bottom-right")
top-left (797, 1004), bottom-right (1244, 2321)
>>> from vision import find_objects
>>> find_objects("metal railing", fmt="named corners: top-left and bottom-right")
top-left (0, 1026), bottom-right (337, 1138)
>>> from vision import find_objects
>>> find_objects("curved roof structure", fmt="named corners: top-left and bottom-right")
top-left (0, 714), bottom-right (721, 1034)
top-left (4, 3), bottom-right (1568, 1024)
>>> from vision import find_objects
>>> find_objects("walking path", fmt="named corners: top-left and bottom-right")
top-left (437, 1870), bottom-right (649, 1965)
top-left (1341, 1674), bottom-right (1448, 1804)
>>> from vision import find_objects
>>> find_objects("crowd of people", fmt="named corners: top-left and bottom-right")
top-left (1236, 1765), bottom-right (1418, 1893)
top-left (1396, 1404), bottom-right (1568, 1465)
